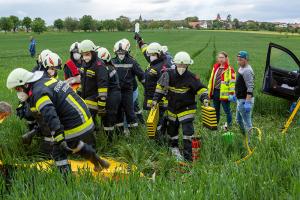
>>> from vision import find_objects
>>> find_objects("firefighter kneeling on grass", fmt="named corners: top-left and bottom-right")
top-left (6, 68), bottom-right (110, 173)
top-left (152, 52), bottom-right (209, 161)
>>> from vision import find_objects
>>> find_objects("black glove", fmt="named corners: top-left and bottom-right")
top-left (134, 32), bottom-right (142, 42)
top-left (151, 100), bottom-right (158, 109)
top-left (134, 33), bottom-right (145, 48)
top-left (22, 128), bottom-right (38, 145)
top-left (16, 102), bottom-right (26, 119)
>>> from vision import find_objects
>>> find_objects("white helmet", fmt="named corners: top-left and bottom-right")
top-left (120, 38), bottom-right (131, 52)
top-left (146, 42), bottom-right (162, 54)
top-left (7, 68), bottom-right (44, 89)
top-left (161, 46), bottom-right (168, 53)
top-left (79, 40), bottom-right (97, 53)
top-left (113, 39), bottom-right (130, 53)
top-left (38, 49), bottom-right (52, 63)
top-left (43, 52), bottom-right (62, 69)
top-left (173, 51), bottom-right (194, 65)
top-left (70, 42), bottom-right (79, 53)
top-left (96, 47), bottom-right (111, 62)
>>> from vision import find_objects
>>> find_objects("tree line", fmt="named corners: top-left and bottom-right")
top-left (0, 15), bottom-right (299, 34)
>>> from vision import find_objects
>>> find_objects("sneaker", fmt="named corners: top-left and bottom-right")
top-left (124, 128), bottom-right (130, 136)
top-left (222, 122), bottom-right (228, 131)
top-left (170, 147), bottom-right (184, 161)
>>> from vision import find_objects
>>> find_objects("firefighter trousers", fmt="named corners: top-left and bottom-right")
top-left (102, 90), bottom-right (121, 141)
top-left (52, 131), bottom-right (100, 172)
top-left (116, 88), bottom-right (138, 130)
top-left (167, 118), bottom-right (194, 161)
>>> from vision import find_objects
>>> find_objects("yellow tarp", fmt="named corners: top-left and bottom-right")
top-left (1, 157), bottom-right (142, 179)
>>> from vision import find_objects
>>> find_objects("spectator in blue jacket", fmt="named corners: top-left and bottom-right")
top-left (29, 36), bottom-right (36, 58)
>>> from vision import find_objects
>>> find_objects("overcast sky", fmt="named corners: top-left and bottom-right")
top-left (0, 0), bottom-right (299, 24)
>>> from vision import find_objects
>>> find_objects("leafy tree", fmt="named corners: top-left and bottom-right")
top-left (79, 15), bottom-right (94, 32)
top-left (116, 16), bottom-right (131, 31)
top-left (9, 15), bottom-right (20, 32)
top-left (22, 17), bottom-right (32, 32)
top-left (31, 17), bottom-right (46, 34)
top-left (247, 21), bottom-right (259, 31)
top-left (64, 17), bottom-right (78, 32)
top-left (232, 18), bottom-right (240, 29)
top-left (212, 20), bottom-right (224, 30)
top-left (103, 20), bottom-right (116, 32)
top-left (226, 14), bottom-right (232, 23)
top-left (54, 19), bottom-right (64, 31)
top-left (0, 17), bottom-right (13, 33)
top-left (95, 20), bottom-right (103, 31)
top-left (185, 16), bottom-right (199, 22)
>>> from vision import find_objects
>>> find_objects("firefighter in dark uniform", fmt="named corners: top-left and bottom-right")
top-left (134, 34), bottom-right (172, 138)
top-left (120, 38), bottom-right (145, 125)
top-left (32, 51), bottom-right (62, 79)
top-left (64, 42), bottom-right (82, 93)
top-left (78, 40), bottom-right (109, 131)
top-left (152, 51), bottom-right (209, 161)
top-left (32, 49), bottom-right (52, 73)
top-left (96, 47), bottom-right (121, 141)
top-left (111, 39), bottom-right (145, 133)
top-left (7, 68), bottom-right (110, 173)
top-left (17, 52), bottom-right (65, 155)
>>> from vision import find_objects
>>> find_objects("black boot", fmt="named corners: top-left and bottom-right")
top-left (183, 139), bottom-right (192, 162)
top-left (105, 130), bottom-right (113, 143)
top-left (58, 164), bottom-right (71, 175)
top-left (78, 144), bottom-right (110, 171)
top-left (136, 113), bottom-right (145, 125)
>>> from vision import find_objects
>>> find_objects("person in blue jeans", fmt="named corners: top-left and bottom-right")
top-left (230, 51), bottom-right (255, 135)
top-left (208, 52), bottom-right (236, 128)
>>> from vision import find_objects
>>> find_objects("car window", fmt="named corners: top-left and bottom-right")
top-left (270, 47), bottom-right (300, 72)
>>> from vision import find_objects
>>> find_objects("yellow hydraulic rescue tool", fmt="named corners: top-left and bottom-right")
top-left (201, 106), bottom-right (218, 130)
top-left (282, 98), bottom-right (300, 134)
top-left (147, 104), bottom-right (159, 137)
top-left (235, 127), bottom-right (262, 164)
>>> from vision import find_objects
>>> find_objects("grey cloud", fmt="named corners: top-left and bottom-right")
top-left (0, 0), bottom-right (299, 24)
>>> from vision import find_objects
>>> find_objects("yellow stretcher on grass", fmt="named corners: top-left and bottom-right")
top-left (147, 104), bottom-right (159, 137)
top-left (201, 106), bottom-right (218, 130)
top-left (0, 157), bottom-right (142, 180)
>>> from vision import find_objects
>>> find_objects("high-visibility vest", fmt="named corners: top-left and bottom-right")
top-left (208, 62), bottom-right (236, 101)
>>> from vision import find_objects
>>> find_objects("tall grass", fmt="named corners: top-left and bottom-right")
top-left (0, 30), bottom-right (300, 199)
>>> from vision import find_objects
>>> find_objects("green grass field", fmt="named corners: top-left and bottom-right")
top-left (0, 30), bottom-right (300, 199)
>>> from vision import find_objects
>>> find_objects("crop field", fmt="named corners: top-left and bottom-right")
top-left (0, 30), bottom-right (300, 199)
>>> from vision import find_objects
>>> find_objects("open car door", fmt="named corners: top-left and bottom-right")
top-left (262, 43), bottom-right (300, 101)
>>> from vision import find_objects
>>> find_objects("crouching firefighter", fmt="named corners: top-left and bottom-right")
top-left (16, 52), bottom-right (69, 154)
top-left (6, 68), bottom-right (110, 173)
top-left (96, 47), bottom-right (121, 142)
top-left (152, 52), bottom-right (209, 161)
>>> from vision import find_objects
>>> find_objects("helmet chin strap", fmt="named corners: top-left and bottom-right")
top-left (22, 83), bottom-right (32, 95)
